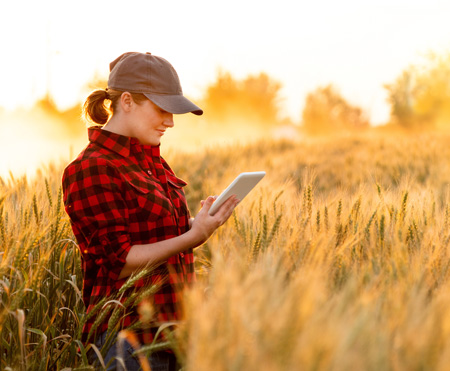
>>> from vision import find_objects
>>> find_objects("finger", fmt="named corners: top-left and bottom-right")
top-left (219, 201), bottom-right (238, 225)
top-left (215, 195), bottom-right (239, 219)
top-left (201, 196), bottom-right (216, 211)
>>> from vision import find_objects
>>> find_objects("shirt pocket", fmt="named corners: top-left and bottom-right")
top-left (166, 173), bottom-right (190, 217)
top-left (124, 172), bottom-right (172, 221)
top-left (166, 173), bottom-right (187, 188)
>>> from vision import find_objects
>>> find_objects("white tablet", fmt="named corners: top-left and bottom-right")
top-left (208, 171), bottom-right (266, 216)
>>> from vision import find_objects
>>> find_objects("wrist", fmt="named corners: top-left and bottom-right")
top-left (186, 226), bottom-right (208, 247)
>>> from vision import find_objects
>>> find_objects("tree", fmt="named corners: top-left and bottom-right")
top-left (301, 85), bottom-right (369, 135)
top-left (202, 71), bottom-right (282, 126)
top-left (385, 52), bottom-right (450, 129)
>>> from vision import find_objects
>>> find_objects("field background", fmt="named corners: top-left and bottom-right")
top-left (2, 0), bottom-right (450, 368)
top-left (2, 128), bottom-right (450, 370)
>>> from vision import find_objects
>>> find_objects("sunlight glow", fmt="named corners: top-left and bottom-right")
top-left (0, 110), bottom-right (86, 179)
top-left (1, 0), bottom-right (450, 176)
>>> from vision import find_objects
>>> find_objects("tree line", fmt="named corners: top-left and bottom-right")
top-left (31, 51), bottom-right (450, 135)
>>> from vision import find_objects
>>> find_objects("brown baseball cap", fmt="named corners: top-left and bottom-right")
top-left (108, 52), bottom-right (203, 115)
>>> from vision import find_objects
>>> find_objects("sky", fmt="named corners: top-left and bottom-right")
top-left (1, 0), bottom-right (450, 126)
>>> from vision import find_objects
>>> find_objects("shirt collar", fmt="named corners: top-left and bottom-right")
top-left (88, 126), bottom-right (161, 158)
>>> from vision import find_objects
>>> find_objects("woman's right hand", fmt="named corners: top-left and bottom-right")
top-left (190, 195), bottom-right (240, 245)
top-left (119, 195), bottom-right (239, 279)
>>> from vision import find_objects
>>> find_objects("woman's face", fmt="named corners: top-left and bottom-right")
top-left (129, 98), bottom-right (174, 146)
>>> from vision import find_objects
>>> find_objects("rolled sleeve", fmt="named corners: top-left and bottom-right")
top-left (95, 232), bottom-right (131, 281)
top-left (63, 159), bottom-right (132, 282)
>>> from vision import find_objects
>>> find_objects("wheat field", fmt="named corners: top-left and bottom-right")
top-left (2, 130), bottom-right (450, 370)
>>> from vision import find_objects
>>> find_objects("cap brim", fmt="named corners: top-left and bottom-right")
top-left (144, 93), bottom-right (203, 115)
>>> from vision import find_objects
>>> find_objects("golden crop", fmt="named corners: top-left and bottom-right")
top-left (1, 130), bottom-right (450, 370)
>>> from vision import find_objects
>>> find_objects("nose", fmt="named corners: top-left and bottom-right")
top-left (163, 113), bottom-right (174, 128)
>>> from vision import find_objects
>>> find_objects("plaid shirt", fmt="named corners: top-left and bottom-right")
top-left (62, 127), bottom-right (195, 344)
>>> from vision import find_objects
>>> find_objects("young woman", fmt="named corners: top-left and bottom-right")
top-left (62, 52), bottom-right (239, 370)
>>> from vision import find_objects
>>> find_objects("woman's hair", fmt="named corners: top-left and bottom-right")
top-left (83, 89), bottom-right (148, 125)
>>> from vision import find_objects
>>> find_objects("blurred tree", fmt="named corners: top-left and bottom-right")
top-left (385, 52), bottom-right (450, 129)
top-left (202, 71), bottom-right (282, 126)
top-left (35, 94), bottom-right (60, 116)
top-left (301, 85), bottom-right (369, 135)
top-left (33, 94), bottom-right (84, 136)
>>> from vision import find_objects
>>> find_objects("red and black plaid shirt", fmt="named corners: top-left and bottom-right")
top-left (62, 127), bottom-right (195, 344)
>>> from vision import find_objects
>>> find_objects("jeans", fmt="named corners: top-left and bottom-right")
top-left (87, 331), bottom-right (179, 371)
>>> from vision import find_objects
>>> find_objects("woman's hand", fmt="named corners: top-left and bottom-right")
top-left (190, 195), bottom-right (240, 245)
top-left (119, 195), bottom-right (239, 279)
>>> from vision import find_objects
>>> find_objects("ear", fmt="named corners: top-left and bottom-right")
top-left (120, 92), bottom-right (134, 113)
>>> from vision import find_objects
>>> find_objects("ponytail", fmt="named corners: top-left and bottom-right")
top-left (83, 89), bottom-right (112, 125)
top-left (83, 89), bottom-right (148, 125)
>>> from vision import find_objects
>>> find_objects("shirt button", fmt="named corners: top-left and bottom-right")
top-left (147, 170), bottom-right (152, 175)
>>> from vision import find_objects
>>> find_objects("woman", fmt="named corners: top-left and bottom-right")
top-left (62, 52), bottom-right (239, 370)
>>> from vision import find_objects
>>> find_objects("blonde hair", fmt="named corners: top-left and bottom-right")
top-left (82, 89), bottom-right (148, 125)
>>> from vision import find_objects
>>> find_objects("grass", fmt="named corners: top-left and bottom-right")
top-left (2, 130), bottom-right (450, 369)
